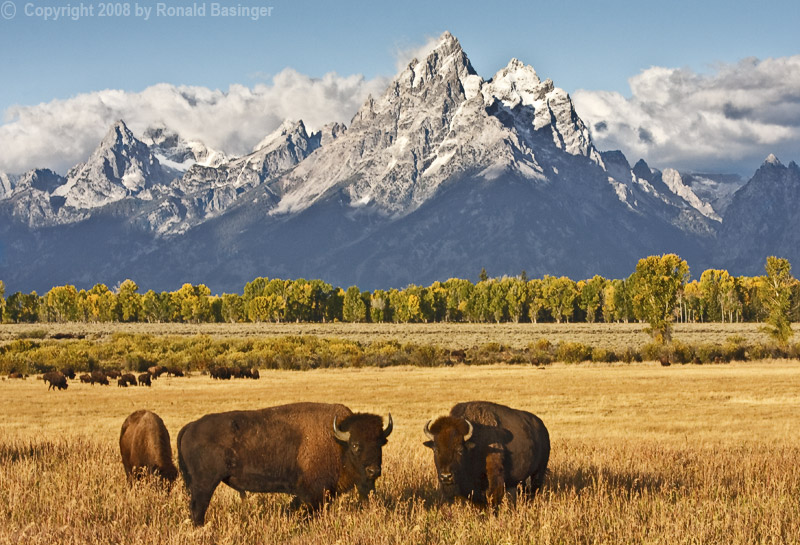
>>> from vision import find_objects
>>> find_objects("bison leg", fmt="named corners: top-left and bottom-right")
top-left (188, 480), bottom-right (219, 526)
top-left (485, 450), bottom-right (506, 507)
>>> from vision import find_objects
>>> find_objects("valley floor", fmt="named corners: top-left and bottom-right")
top-left (2, 361), bottom-right (799, 544)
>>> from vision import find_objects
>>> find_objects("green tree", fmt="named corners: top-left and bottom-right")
top-left (220, 293), bottom-right (245, 323)
top-left (370, 289), bottom-right (390, 322)
top-left (117, 279), bottom-right (142, 322)
top-left (578, 275), bottom-right (606, 323)
top-left (6, 291), bottom-right (39, 323)
top-left (760, 257), bottom-right (796, 346)
top-left (342, 286), bottom-right (367, 323)
top-left (504, 277), bottom-right (528, 323)
top-left (527, 279), bottom-right (545, 323)
top-left (629, 254), bottom-right (689, 343)
top-left (542, 276), bottom-right (578, 323)
top-left (443, 278), bottom-right (473, 322)
top-left (45, 285), bottom-right (79, 322)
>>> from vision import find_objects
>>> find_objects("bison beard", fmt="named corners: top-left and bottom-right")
top-left (119, 410), bottom-right (178, 485)
top-left (423, 401), bottom-right (550, 507)
top-left (177, 402), bottom-right (392, 526)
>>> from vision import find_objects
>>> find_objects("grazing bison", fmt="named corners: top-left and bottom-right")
top-left (138, 373), bottom-right (152, 387)
top-left (90, 371), bottom-right (109, 386)
top-left (60, 368), bottom-right (76, 380)
top-left (423, 401), bottom-right (549, 506)
top-left (209, 366), bottom-right (231, 380)
top-left (79, 373), bottom-right (92, 383)
top-left (105, 369), bottom-right (122, 379)
top-left (42, 371), bottom-right (68, 391)
top-left (178, 402), bottom-right (393, 526)
top-left (167, 367), bottom-right (184, 377)
top-left (249, 369), bottom-right (260, 380)
top-left (117, 378), bottom-right (129, 388)
top-left (120, 373), bottom-right (137, 386)
top-left (8, 372), bottom-right (27, 379)
top-left (119, 410), bottom-right (178, 485)
top-left (147, 366), bottom-right (167, 379)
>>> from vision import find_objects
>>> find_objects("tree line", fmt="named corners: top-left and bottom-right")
top-left (1, 255), bottom-right (797, 332)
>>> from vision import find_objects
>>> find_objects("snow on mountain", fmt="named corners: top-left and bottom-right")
top-left (0, 171), bottom-right (15, 198)
top-left (143, 125), bottom-right (228, 172)
top-left (53, 120), bottom-right (171, 209)
top-left (660, 169), bottom-right (721, 221)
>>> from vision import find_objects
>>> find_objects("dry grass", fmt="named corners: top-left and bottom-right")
top-left (2, 321), bottom-right (794, 349)
top-left (2, 360), bottom-right (800, 544)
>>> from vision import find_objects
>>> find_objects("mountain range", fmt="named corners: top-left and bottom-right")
top-left (1, 32), bottom-right (796, 293)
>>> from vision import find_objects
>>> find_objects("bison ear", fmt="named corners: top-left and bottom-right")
top-left (465, 441), bottom-right (476, 450)
top-left (423, 440), bottom-right (434, 449)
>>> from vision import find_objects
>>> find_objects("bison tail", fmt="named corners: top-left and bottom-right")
top-left (176, 426), bottom-right (191, 493)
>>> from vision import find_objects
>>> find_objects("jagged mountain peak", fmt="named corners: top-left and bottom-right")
top-left (763, 153), bottom-right (782, 166)
top-left (252, 120), bottom-right (309, 153)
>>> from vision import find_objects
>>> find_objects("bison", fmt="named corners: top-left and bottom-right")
top-left (79, 373), bottom-right (92, 383)
top-left (423, 401), bottom-right (549, 506)
top-left (147, 366), bottom-right (167, 379)
top-left (138, 373), bottom-right (152, 387)
top-left (209, 366), bottom-right (231, 380)
top-left (42, 371), bottom-right (68, 391)
top-left (119, 409), bottom-right (178, 485)
top-left (60, 368), bottom-right (76, 380)
top-left (90, 370), bottom-right (109, 386)
top-left (167, 367), bottom-right (184, 377)
top-left (105, 369), bottom-right (122, 379)
top-left (120, 373), bottom-right (137, 386)
top-left (8, 372), bottom-right (27, 379)
top-left (177, 402), bottom-right (392, 526)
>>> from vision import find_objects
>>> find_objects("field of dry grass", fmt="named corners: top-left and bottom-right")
top-left (2, 359), bottom-right (800, 544)
top-left (2, 321), bottom-right (792, 349)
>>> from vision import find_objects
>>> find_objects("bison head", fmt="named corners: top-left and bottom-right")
top-left (423, 416), bottom-right (475, 500)
top-left (333, 413), bottom-right (392, 498)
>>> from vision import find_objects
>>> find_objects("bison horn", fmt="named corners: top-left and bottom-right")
top-left (383, 413), bottom-right (393, 438)
top-left (463, 419), bottom-right (474, 442)
top-left (423, 419), bottom-right (435, 440)
top-left (332, 416), bottom-right (350, 442)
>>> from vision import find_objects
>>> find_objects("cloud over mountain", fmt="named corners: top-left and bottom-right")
top-left (572, 55), bottom-right (800, 174)
top-left (0, 69), bottom-right (387, 174)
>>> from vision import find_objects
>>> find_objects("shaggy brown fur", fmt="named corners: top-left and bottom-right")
top-left (137, 373), bottom-right (151, 386)
top-left (177, 402), bottom-right (392, 526)
top-left (424, 401), bottom-right (550, 507)
top-left (119, 410), bottom-right (178, 485)
top-left (42, 371), bottom-right (68, 391)
top-left (89, 371), bottom-right (109, 385)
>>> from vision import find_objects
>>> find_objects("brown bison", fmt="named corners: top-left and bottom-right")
top-left (119, 410), bottom-right (178, 485)
top-left (105, 369), bottom-right (122, 379)
top-left (120, 373), bottom-right (137, 386)
top-left (423, 401), bottom-right (549, 506)
top-left (79, 373), bottom-right (92, 383)
top-left (147, 366), bottom-right (167, 379)
top-left (138, 373), bottom-right (152, 387)
top-left (60, 368), bottom-right (76, 379)
top-left (8, 372), bottom-right (27, 379)
top-left (209, 366), bottom-right (231, 380)
top-left (42, 371), bottom-right (68, 391)
top-left (177, 402), bottom-right (392, 526)
top-left (90, 370), bottom-right (109, 386)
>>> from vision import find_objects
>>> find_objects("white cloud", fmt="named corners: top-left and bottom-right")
top-left (392, 35), bottom-right (442, 73)
top-left (573, 56), bottom-right (800, 174)
top-left (0, 68), bottom-right (388, 174)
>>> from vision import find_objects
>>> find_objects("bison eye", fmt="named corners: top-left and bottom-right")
top-left (351, 442), bottom-right (361, 453)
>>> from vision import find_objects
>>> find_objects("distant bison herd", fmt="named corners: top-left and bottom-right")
top-left (114, 400), bottom-right (548, 526)
top-left (10, 364), bottom-right (249, 390)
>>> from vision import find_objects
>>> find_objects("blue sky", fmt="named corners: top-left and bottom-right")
top-left (1, 0), bottom-right (799, 175)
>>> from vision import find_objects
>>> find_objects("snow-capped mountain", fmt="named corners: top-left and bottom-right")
top-left (52, 120), bottom-right (171, 209)
top-left (0, 31), bottom-right (792, 292)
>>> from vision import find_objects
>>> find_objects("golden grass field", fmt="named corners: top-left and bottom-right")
top-left (2, 342), bottom-right (800, 544)
top-left (1, 321), bottom-right (793, 349)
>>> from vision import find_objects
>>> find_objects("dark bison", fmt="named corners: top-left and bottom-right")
top-left (177, 402), bottom-right (392, 526)
top-left (105, 369), bottom-right (122, 379)
top-left (423, 401), bottom-right (550, 506)
top-left (117, 378), bottom-right (129, 388)
top-left (8, 372), bottom-right (27, 379)
top-left (209, 366), bottom-right (231, 380)
top-left (90, 370), bottom-right (109, 386)
top-left (167, 367), bottom-right (184, 377)
top-left (147, 366), bottom-right (167, 379)
top-left (60, 368), bottom-right (76, 379)
top-left (249, 368), bottom-right (260, 380)
top-left (42, 371), bottom-right (68, 391)
top-left (79, 373), bottom-right (92, 383)
top-left (120, 373), bottom-right (138, 386)
top-left (119, 410), bottom-right (178, 485)
top-left (138, 373), bottom-right (152, 387)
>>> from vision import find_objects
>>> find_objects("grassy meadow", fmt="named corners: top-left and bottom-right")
top-left (2, 342), bottom-right (800, 543)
